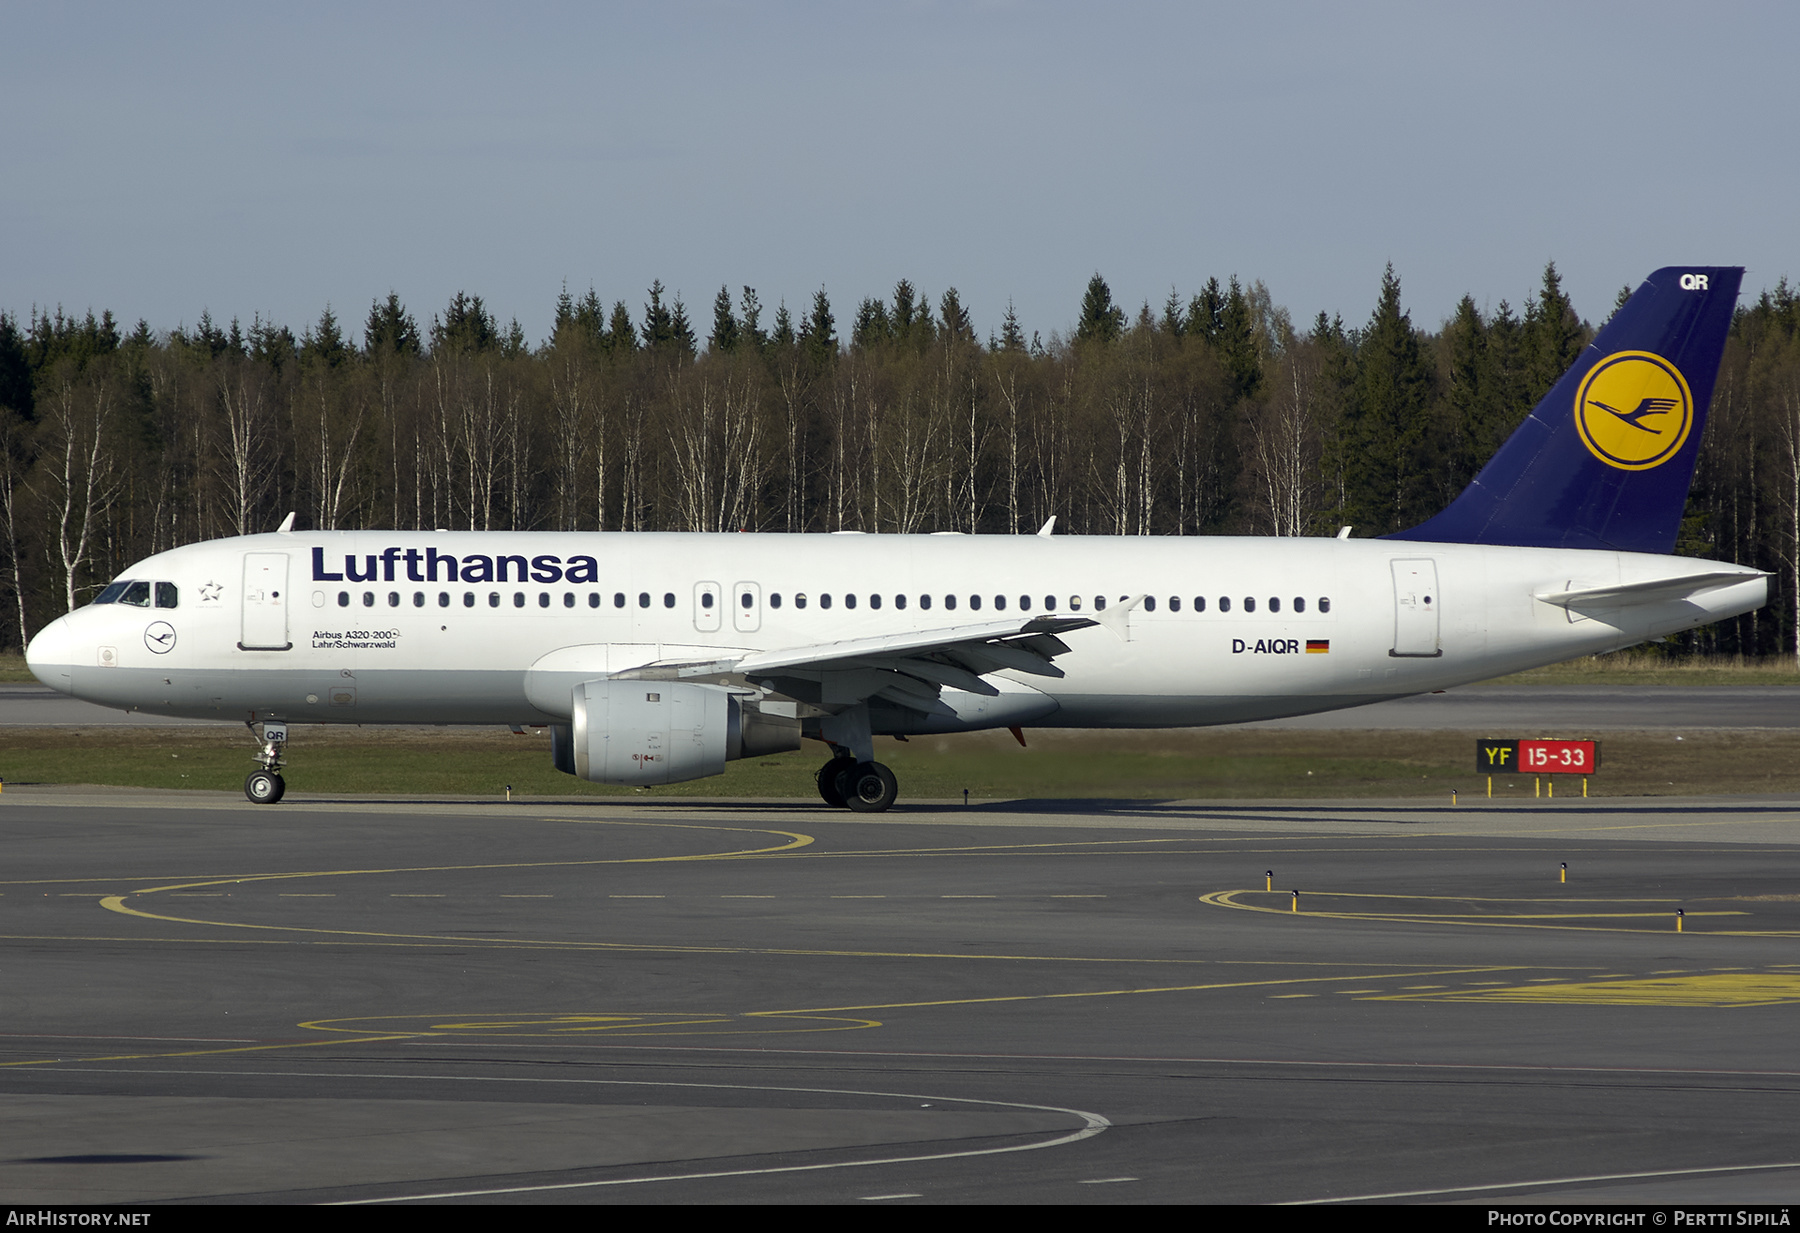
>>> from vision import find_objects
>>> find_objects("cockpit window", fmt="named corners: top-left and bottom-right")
top-left (92, 582), bottom-right (130, 605)
top-left (119, 581), bottom-right (152, 607)
top-left (155, 583), bottom-right (178, 609)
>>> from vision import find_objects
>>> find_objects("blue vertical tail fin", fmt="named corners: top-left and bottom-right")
top-left (1389, 266), bottom-right (1741, 553)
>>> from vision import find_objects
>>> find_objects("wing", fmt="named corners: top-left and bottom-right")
top-left (618, 614), bottom-right (1098, 712)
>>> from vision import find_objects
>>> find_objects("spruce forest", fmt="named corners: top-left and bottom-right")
top-left (2, 265), bottom-right (1798, 659)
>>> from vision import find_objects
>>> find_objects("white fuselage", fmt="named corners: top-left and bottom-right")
top-left (25, 530), bottom-right (1767, 731)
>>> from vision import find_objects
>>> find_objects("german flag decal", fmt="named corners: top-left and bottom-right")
top-left (1306, 640), bottom-right (1330, 654)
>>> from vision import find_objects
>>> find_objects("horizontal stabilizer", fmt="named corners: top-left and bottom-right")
top-left (1536, 570), bottom-right (1766, 607)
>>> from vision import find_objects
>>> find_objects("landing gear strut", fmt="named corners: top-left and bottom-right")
top-left (813, 706), bottom-right (898, 812)
top-left (244, 720), bottom-right (287, 804)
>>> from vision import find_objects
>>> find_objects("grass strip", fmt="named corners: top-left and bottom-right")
top-left (4, 725), bottom-right (1797, 801)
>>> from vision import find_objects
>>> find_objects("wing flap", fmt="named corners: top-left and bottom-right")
top-left (732, 614), bottom-right (1093, 675)
top-left (729, 613), bottom-right (1096, 712)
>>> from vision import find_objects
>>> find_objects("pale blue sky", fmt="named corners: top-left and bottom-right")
top-left (4, 2), bottom-right (1793, 344)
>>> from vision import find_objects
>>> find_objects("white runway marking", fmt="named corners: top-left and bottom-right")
top-left (1287, 1159), bottom-right (1800, 1204)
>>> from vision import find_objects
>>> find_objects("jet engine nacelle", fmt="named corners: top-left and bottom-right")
top-left (556, 680), bottom-right (801, 786)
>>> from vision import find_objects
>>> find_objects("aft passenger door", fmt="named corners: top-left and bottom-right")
top-left (241, 552), bottom-right (292, 650)
top-left (1390, 558), bottom-right (1441, 657)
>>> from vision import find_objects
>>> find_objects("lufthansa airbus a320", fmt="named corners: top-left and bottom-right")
top-left (26, 268), bottom-right (1764, 809)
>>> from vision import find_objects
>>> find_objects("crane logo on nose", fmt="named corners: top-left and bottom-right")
top-left (144, 622), bottom-right (177, 654)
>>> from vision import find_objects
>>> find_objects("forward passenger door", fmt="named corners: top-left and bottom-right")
top-left (240, 553), bottom-right (292, 650)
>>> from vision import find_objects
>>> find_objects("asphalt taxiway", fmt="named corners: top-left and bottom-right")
top-left (4, 788), bottom-right (1800, 1204)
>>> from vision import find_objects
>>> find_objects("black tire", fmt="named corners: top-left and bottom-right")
top-left (839, 761), bottom-right (898, 813)
top-left (816, 758), bottom-right (850, 808)
top-left (245, 769), bottom-right (283, 805)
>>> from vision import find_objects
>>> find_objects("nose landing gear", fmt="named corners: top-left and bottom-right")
top-left (244, 720), bottom-right (287, 804)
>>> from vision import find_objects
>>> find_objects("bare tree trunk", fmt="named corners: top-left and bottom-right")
top-left (0, 409), bottom-right (30, 645)
top-left (39, 376), bottom-right (122, 612)
top-left (216, 361), bottom-right (274, 537)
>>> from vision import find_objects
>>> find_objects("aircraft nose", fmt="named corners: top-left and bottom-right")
top-left (25, 615), bottom-right (77, 695)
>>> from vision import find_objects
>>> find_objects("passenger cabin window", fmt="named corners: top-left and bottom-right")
top-left (363, 592), bottom-right (375, 608)
top-left (770, 593), bottom-right (783, 608)
top-left (1294, 597), bottom-right (1306, 613)
top-left (614, 593), bottom-right (626, 608)
top-left (588, 593), bottom-right (600, 608)
top-left (702, 593), bottom-right (714, 610)
top-left (514, 592), bottom-right (526, 608)
top-left (464, 592), bottom-right (475, 607)
top-left (1044, 596), bottom-right (1057, 611)
top-left (795, 593), bottom-right (808, 609)
top-left (1020, 595), bottom-right (1031, 611)
top-left (489, 592), bottom-right (500, 608)
top-left (388, 591), bottom-right (400, 607)
top-left (821, 594), bottom-right (833, 609)
top-left (1169, 597), bottom-right (1181, 612)
top-left (663, 593), bottom-right (675, 608)
top-left (563, 592), bottom-right (575, 608)
top-left (638, 592), bottom-right (650, 608)
top-left (413, 591), bottom-right (425, 607)
top-left (1244, 597), bottom-right (1255, 613)
top-left (1144, 596), bottom-right (1156, 612)
top-left (845, 594), bottom-right (857, 609)
top-left (1194, 596), bottom-right (1206, 612)
top-left (1219, 597), bottom-right (1231, 613)
top-left (1094, 596), bottom-right (1107, 611)
top-left (919, 594), bottom-right (931, 610)
top-left (1069, 596), bottom-right (1082, 610)
top-left (870, 593), bottom-right (882, 609)
top-left (1269, 597), bottom-right (1280, 613)
top-left (439, 592), bottom-right (450, 607)
top-left (338, 591), bottom-right (350, 607)
top-left (944, 595), bottom-right (957, 610)
top-left (538, 592), bottom-right (550, 608)
top-left (1319, 597), bottom-right (1332, 613)
top-left (894, 594), bottom-right (907, 610)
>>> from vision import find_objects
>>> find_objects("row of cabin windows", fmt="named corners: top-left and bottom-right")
top-left (92, 581), bottom-right (178, 608)
top-left (334, 589), bottom-right (1333, 615)
top-left (766, 593), bottom-right (1329, 613)
top-left (339, 590), bottom-right (674, 609)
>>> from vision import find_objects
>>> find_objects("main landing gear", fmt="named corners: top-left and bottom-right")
top-left (244, 720), bottom-right (287, 804)
top-left (816, 756), bottom-right (899, 813)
